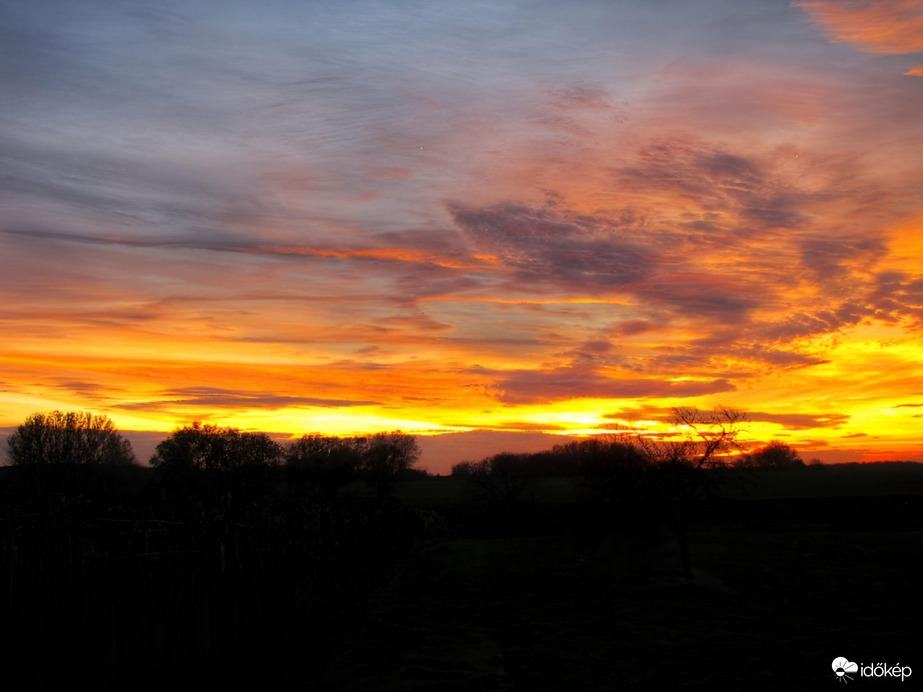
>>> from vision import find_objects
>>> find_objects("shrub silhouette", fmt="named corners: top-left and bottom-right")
top-left (357, 431), bottom-right (420, 498)
top-left (150, 422), bottom-right (283, 472)
top-left (453, 452), bottom-right (538, 506)
top-left (285, 434), bottom-right (362, 498)
top-left (150, 422), bottom-right (283, 499)
top-left (553, 437), bottom-right (647, 504)
top-left (736, 440), bottom-right (805, 470)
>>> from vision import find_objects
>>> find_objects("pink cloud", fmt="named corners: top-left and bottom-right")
top-left (796, 0), bottom-right (923, 75)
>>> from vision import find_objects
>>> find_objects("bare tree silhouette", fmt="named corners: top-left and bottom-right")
top-left (636, 407), bottom-right (748, 580)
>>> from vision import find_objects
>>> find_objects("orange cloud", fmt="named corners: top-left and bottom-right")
top-left (796, 0), bottom-right (923, 75)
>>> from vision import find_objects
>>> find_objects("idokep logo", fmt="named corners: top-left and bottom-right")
top-left (833, 658), bottom-right (859, 683)
top-left (832, 657), bottom-right (913, 683)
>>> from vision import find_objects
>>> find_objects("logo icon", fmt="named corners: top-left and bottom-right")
top-left (833, 657), bottom-right (859, 683)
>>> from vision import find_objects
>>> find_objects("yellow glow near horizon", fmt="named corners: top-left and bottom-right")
top-left (3, 275), bottom-right (921, 464)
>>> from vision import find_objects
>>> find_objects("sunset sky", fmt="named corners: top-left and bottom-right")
top-left (2, 0), bottom-right (922, 471)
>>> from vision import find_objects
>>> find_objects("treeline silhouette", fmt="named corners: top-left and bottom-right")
top-left (451, 436), bottom-right (807, 500)
top-left (1, 409), bottom-right (919, 689)
top-left (448, 426), bottom-right (809, 580)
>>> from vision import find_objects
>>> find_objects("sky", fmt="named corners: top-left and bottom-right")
top-left (1, 0), bottom-right (922, 472)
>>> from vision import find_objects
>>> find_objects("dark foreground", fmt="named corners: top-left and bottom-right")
top-left (1, 464), bottom-right (921, 691)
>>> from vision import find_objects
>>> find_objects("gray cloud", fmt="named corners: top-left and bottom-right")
top-left (449, 200), bottom-right (766, 323)
top-left (493, 365), bottom-right (735, 404)
top-left (619, 138), bottom-right (801, 221)
top-left (609, 320), bottom-right (657, 337)
top-left (449, 202), bottom-right (651, 291)
top-left (120, 386), bottom-right (377, 412)
top-left (746, 411), bottom-right (850, 429)
top-left (800, 235), bottom-right (888, 282)
top-left (868, 272), bottom-right (923, 325)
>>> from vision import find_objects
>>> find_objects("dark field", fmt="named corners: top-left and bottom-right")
top-left (393, 461), bottom-right (923, 503)
top-left (1, 462), bottom-right (921, 690)
top-left (322, 530), bottom-right (920, 691)
top-left (332, 464), bottom-right (923, 690)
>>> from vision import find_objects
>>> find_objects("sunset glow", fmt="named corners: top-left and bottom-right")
top-left (2, 1), bottom-right (922, 471)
